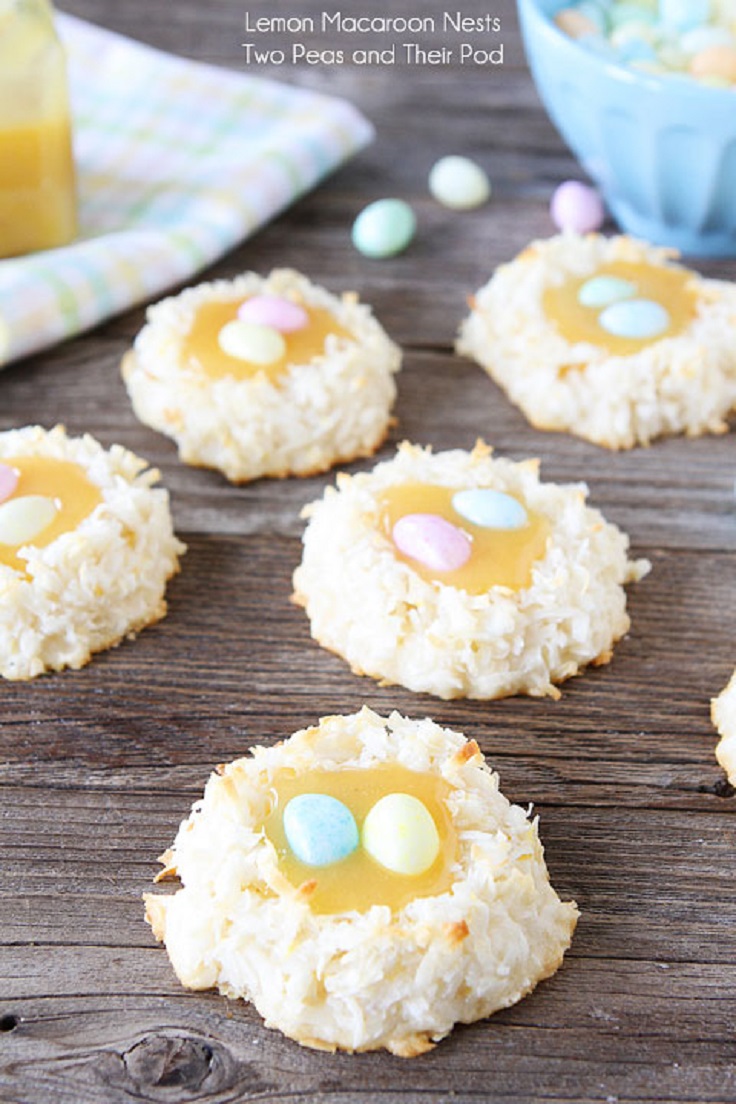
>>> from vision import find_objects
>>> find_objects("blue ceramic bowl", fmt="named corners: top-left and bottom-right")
top-left (517, 0), bottom-right (736, 257)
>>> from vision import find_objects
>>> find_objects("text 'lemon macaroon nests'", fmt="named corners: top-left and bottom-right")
top-left (711, 671), bottom-right (736, 786)
top-left (457, 233), bottom-right (736, 450)
top-left (122, 268), bottom-right (401, 482)
top-left (293, 441), bottom-right (649, 701)
top-left (0, 425), bottom-right (184, 680)
top-left (144, 707), bottom-right (578, 1057)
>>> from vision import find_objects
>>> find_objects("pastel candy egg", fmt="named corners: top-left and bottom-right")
top-left (0, 494), bottom-right (57, 547)
top-left (550, 181), bottom-right (605, 234)
top-left (218, 320), bottom-right (286, 365)
top-left (610, 19), bottom-right (659, 46)
top-left (696, 72), bottom-right (734, 85)
top-left (428, 155), bottom-right (491, 211)
top-left (599, 298), bottom-right (670, 339)
top-left (578, 274), bottom-right (637, 307)
top-left (629, 57), bottom-right (668, 71)
top-left (618, 34), bottom-right (657, 58)
top-left (689, 43), bottom-right (736, 79)
top-left (0, 463), bottom-right (19, 505)
top-left (680, 25), bottom-right (735, 53)
top-left (392, 513), bottom-right (471, 573)
top-left (351, 198), bottom-right (416, 259)
top-left (656, 41), bottom-right (690, 68)
top-left (609, 2), bottom-right (658, 27)
top-left (283, 794), bottom-right (359, 867)
top-left (362, 793), bottom-right (440, 876)
top-left (452, 488), bottom-right (528, 530)
top-left (579, 31), bottom-right (619, 56)
top-left (577, 0), bottom-right (610, 32)
top-left (237, 295), bottom-right (308, 333)
top-left (660, 0), bottom-right (711, 30)
top-left (554, 6), bottom-right (601, 35)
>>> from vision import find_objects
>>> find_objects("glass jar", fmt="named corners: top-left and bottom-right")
top-left (0, 0), bottom-right (77, 258)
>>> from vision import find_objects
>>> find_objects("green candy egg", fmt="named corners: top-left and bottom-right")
top-left (351, 198), bottom-right (417, 259)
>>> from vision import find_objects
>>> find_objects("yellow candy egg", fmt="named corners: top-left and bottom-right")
top-left (362, 792), bottom-right (440, 876)
top-left (218, 319), bottom-right (287, 365)
top-left (0, 494), bottom-right (58, 546)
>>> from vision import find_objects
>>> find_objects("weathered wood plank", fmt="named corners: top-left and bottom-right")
top-left (2, 347), bottom-right (736, 551)
top-left (0, 538), bottom-right (733, 755)
top-left (2, 960), bottom-right (735, 1104)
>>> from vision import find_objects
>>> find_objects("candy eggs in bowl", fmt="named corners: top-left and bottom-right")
top-left (517, 0), bottom-right (736, 256)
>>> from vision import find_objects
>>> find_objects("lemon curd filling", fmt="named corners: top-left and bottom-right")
top-left (0, 457), bottom-right (102, 572)
top-left (181, 299), bottom-right (353, 383)
top-left (380, 482), bottom-right (550, 594)
top-left (542, 260), bottom-right (698, 356)
top-left (262, 765), bottom-right (458, 915)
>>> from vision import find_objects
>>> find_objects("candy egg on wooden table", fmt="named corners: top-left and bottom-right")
top-left (0, 425), bottom-right (184, 680)
top-left (122, 269), bottom-right (401, 482)
top-left (351, 198), bottom-right (417, 258)
top-left (550, 180), bottom-right (606, 233)
top-left (457, 232), bottom-right (736, 449)
top-left (427, 155), bottom-right (491, 210)
top-left (145, 708), bottom-right (578, 1056)
top-left (292, 441), bottom-right (648, 701)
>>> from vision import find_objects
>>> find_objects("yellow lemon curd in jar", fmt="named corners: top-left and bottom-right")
top-left (0, 1), bottom-right (77, 257)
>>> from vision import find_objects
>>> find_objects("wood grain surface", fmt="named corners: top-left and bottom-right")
top-left (1, 1), bottom-right (735, 1101)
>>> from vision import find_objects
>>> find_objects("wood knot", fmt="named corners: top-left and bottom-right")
top-left (99, 1029), bottom-right (270, 1101)
top-left (123, 1035), bottom-right (215, 1097)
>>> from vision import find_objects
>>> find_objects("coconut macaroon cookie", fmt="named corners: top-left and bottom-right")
top-left (0, 425), bottom-right (184, 680)
top-left (144, 707), bottom-right (578, 1056)
top-left (456, 233), bottom-right (736, 449)
top-left (122, 269), bottom-right (401, 482)
top-left (711, 670), bottom-right (736, 786)
top-left (293, 441), bottom-right (648, 700)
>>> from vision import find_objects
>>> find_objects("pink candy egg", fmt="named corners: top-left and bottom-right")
top-left (237, 295), bottom-right (309, 333)
top-left (550, 180), bottom-right (605, 233)
top-left (0, 463), bottom-right (19, 505)
top-left (689, 44), bottom-right (736, 81)
top-left (392, 513), bottom-right (471, 573)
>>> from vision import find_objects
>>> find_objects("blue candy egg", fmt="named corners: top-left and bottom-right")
top-left (578, 274), bottom-right (637, 307)
top-left (609, 2), bottom-right (658, 28)
top-left (577, 0), bottom-right (610, 31)
top-left (452, 488), bottom-right (528, 530)
top-left (617, 36), bottom-right (657, 60)
top-left (660, 0), bottom-right (711, 31)
top-left (579, 31), bottom-right (618, 57)
top-left (283, 793), bottom-right (359, 867)
top-left (599, 298), bottom-right (670, 339)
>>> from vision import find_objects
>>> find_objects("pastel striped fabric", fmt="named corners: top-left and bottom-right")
top-left (0, 13), bottom-right (373, 367)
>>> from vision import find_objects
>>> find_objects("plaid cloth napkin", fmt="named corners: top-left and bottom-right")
top-left (0, 13), bottom-right (373, 368)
